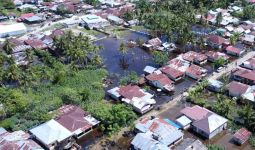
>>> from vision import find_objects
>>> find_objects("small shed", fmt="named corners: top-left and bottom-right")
top-left (176, 115), bottom-right (192, 130)
top-left (143, 66), bottom-right (156, 74)
top-left (233, 128), bottom-right (252, 145)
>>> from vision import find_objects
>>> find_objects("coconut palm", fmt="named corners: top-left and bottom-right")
top-left (3, 39), bottom-right (14, 55)
top-left (238, 105), bottom-right (255, 132)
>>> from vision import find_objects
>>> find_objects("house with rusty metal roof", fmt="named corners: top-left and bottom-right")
top-left (207, 35), bottom-right (228, 49)
top-left (231, 68), bottom-right (255, 85)
top-left (160, 66), bottom-right (184, 82)
top-left (134, 117), bottom-right (183, 149)
top-left (107, 85), bottom-right (156, 114)
top-left (55, 105), bottom-right (100, 139)
top-left (180, 51), bottom-right (207, 65)
top-left (185, 64), bottom-right (207, 80)
top-left (145, 71), bottom-right (175, 92)
top-left (0, 129), bottom-right (43, 150)
top-left (233, 128), bottom-right (252, 145)
top-left (227, 81), bottom-right (250, 98)
top-left (241, 57), bottom-right (255, 70)
top-left (225, 46), bottom-right (245, 57)
top-left (180, 105), bottom-right (228, 139)
top-left (205, 51), bottom-right (230, 62)
top-left (167, 57), bottom-right (190, 73)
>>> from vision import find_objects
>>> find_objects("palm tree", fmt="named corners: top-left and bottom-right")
top-left (216, 12), bottom-right (223, 26)
top-left (3, 39), bottom-right (14, 55)
top-left (119, 42), bottom-right (129, 69)
top-left (229, 32), bottom-right (241, 45)
top-left (238, 105), bottom-right (255, 132)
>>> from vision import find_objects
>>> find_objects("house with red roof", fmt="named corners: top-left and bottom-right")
top-left (185, 64), bottom-right (207, 80)
top-left (167, 57), bottom-right (190, 73)
top-left (180, 105), bottom-right (228, 139)
top-left (207, 35), bottom-right (228, 49)
top-left (241, 57), bottom-right (255, 70)
top-left (181, 51), bottom-right (207, 65)
top-left (233, 128), bottom-right (252, 145)
top-left (160, 66), bottom-right (184, 82)
top-left (225, 46), bottom-right (245, 57)
top-left (24, 39), bottom-right (48, 49)
top-left (145, 72), bottom-right (175, 92)
top-left (55, 105), bottom-right (100, 139)
top-left (107, 85), bottom-right (156, 114)
top-left (227, 81), bottom-right (250, 98)
top-left (205, 51), bottom-right (230, 62)
top-left (18, 13), bottom-right (35, 22)
top-left (231, 68), bottom-right (255, 85)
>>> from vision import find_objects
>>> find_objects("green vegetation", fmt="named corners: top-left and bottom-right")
top-left (0, 31), bottom-right (136, 135)
top-left (152, 51), bottom-right (169, 66)
top-left (249, 136), bottom-right (255, 148)
top-left (207, 144), bottom-right (225, 150)
top-left (120, 71), bottom-right (139, 85)
top-left (56, 4), bottom-right (71, 16)
top-left (213, 57), bottom-right (227, 69)
top-left (243, 5), bottom-right (255, 20)
top-left (188, 79), bottom-right (255, 132)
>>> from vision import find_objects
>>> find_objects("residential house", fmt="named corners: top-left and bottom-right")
top-left (227, 81), bottom-right (250, 98)
top-left (107, 15), bottom-right (124, 25)
top-left (55, 105), bottom-right (100, 139)
top-left (135, 117), bottom-right (184, 148)
top-left (241, 86), bottom-right (255, 105)
top-left (242, 34), bottom-right (254, 46)
top-left (225, 46), bottom-right (245, 57)
top-left (143, 38), bottom-right (163, 51)
top-left (176, 115), bottom-right (192, 130)
top-left (181, 51), bottom-right (207, 65)
top-left (0, 128), bottom-right (43, 150)
top-left (207, 35), bottom-right (228, 49)
top-left (167, 57), bottom-right (190, 73)
top-left (29, 119), bottom-right (74, 150)
top-left (174, 138), bottom-right (208, 150)
top-left (241, 57), bottom-right (255, 70)
top-left (24, 39), bottom-right (48, 50)
top-left (24, 15), bottom-right (43, 24)
top-left (17, 13), bottom-right (35, 22)
top-left (50, 29), bottom-right (65, 38)
top-left (233, 128), bottom-right (252, 145)
top-left (185, 64), bottom-right (207, 80)
top-left (143, 66), bottom-right (157, 74)
top-left (180, 105), bottom-right (228, 139)
top-left (145, 72), bottom-right (175, 92)
top-left (131, 133), bottom-right (169, 150)
top-left (205, 51), bottom-right (230, 62)
top-left (231, 68), bottom-right (255, 85)
top-left (160, 66), bottom-right (184, 82)
top-left (107, 85), bottom-right (156, 114)
top-left (80, 14), bottom-right (110, 29)
top-left (207, 79), bottom-right (224, 92)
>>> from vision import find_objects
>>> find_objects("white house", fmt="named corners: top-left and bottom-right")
top-left (80, 14), bottom-right (110, 29)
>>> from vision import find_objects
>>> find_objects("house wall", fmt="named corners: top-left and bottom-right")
top-left (148, 80), bottom-right (163, 89)
top-left (207, 41), bottom-right (222, 49)
top-left (192, 122), bottom-right (227, 139)
top-left (226, 51), bottom-right (239, 57)
top-left (185, 72), bottom-right (199, 80)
